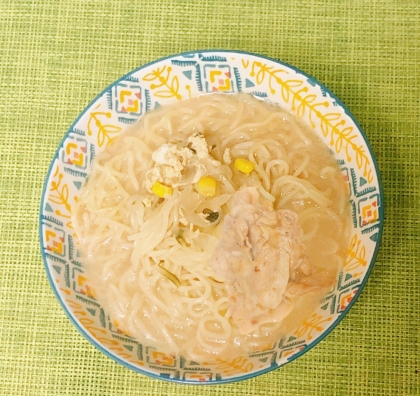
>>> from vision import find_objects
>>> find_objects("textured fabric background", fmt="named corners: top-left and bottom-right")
top-left (1, 1), bottom-right (419, 395)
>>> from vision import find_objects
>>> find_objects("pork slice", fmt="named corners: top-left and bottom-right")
top-left (210, 187), bottom-right (309, 334)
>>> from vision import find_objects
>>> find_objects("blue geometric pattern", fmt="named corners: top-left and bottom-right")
top-left (39, 50), bottom-right (384, 384)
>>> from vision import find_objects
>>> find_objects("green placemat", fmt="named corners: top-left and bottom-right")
top-left (1, 1), bottom-right (419, 395)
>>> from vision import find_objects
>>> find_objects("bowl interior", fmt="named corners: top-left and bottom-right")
top-left (40, 50), bottom-right (383, 384)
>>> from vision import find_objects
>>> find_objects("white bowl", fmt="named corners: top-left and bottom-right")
top-left (39, 50), bottom-right (383, 384)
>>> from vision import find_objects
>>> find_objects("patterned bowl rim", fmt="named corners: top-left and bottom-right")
top-left (39, 50), bottom-right (384, 384)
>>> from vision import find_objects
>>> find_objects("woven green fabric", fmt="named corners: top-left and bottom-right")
top-left (1, 0), bottom-right (419, 395)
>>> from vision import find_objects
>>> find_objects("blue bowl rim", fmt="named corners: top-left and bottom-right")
top-left (39, 49), bottom-right (384, 385)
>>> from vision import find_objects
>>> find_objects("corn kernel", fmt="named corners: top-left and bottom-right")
top-left (234, 158), bottom-right (254, 174)
top-left (152, 181), bottom-right (173, 198)
top-left (197, 176), bottom-right (217, 197)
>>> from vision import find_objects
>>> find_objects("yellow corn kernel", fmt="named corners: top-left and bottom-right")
top-left (234, 158), bottom-right (254, 174)
top-left (152, 181), bottom-right (173, 198)
top-left (197, 176), bottom-right (217, 197)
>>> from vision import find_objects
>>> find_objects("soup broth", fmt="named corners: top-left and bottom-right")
top-left (73, 93), bottom-right (350, 362)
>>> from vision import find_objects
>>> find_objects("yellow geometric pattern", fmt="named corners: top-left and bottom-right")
top-left (40, 51), bottom-right (382, 383)
top-left (209, 69), bottom-right (232, 91)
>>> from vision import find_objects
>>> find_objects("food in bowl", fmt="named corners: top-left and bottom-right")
top-left (72, 93), bottom-right (351, 362)
top-left (40, 50), bottom-right (383, 383)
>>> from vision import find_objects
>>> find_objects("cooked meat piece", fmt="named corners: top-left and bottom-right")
top-left (210, 187), bottom-right (310, 334)
top-left (286, 270), bottom-right (336, 297)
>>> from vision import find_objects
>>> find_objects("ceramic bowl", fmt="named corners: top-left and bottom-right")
top-left (40, 50), bottom-right (383, 384)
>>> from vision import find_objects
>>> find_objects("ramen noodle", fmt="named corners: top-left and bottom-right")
top-left (73, 93), bottom-right (350, 361)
